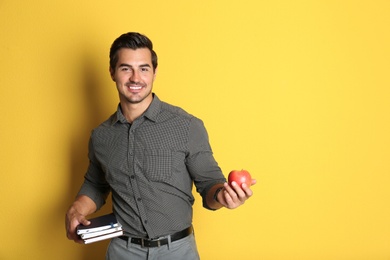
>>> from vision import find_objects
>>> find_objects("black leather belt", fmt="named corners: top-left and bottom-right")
top-left (119, 226), bottom-right (193, 248)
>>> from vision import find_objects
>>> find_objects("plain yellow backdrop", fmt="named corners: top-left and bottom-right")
top-left (1, 0), bottom-right (389, 259)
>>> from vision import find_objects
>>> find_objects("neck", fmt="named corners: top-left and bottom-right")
top-left (120, 96), bottom-right (153, 123)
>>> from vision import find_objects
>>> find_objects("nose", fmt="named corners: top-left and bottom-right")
top-left (130, 70), bottom-right (140, 83)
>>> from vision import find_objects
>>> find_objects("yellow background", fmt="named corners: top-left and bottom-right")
top-left (1, 0), bottom-right (389, 259)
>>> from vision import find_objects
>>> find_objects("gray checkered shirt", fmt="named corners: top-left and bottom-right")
top-left (78, 94), bottom-right (226, 239)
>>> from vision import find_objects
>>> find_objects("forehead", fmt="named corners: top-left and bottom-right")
top-left (116, 48), bottom-right (152, 66)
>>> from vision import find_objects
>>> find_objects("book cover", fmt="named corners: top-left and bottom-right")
top-left (76, 213), bottom-right (121, 235)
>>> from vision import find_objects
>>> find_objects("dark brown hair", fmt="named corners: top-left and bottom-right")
top-left (109, 32), bottom-right (158, 71)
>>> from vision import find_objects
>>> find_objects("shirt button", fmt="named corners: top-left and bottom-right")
top-left (130, 175), bottom-right (135, 179)
top-left (144, 220), bottom-right (148, 224)
top-left (137, 198), bottom-right (142, 202)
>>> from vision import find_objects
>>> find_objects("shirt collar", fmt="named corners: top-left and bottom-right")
top-left (111, 93), bottom-right (161, 125)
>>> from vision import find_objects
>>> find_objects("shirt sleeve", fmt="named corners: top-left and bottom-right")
top-left (77, 133), bottom-right (111, 210)
top-left (186, 117), bottom-right (226, 210)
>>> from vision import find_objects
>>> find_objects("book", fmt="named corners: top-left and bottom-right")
top-left (80, 226), bottom-right (123, 239)
top-left (77, 213), bottom-right (121, 235)
top-left (83, 230), bottom-right (124, 244)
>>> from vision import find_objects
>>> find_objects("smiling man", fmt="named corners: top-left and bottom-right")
top-left (65, 32), bottom-right (256, 260)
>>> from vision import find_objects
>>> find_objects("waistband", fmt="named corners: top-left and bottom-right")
top-left (118, 226), bottom-right (193, 248)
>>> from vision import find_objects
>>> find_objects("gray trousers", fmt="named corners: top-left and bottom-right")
top-left (106, 233), bottom-right (200, 260)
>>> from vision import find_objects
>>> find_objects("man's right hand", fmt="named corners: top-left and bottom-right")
top-left (65, 195), bottom-right (96, 243)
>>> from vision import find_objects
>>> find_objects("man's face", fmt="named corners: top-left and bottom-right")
top-left (110, 48), bottom-right (156, 105)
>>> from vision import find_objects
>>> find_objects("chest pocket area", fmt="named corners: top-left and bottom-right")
top-left (143, 149), bottom-right (172, 182)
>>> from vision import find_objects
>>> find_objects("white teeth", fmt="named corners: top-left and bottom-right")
top-left (129, 86), bottom-right (142, 90)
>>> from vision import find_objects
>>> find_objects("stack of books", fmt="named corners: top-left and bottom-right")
top-left (77, 213), bottom-right (123, 244)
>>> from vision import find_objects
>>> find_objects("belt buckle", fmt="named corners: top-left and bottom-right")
top-left (151, 237), bottom-right (163, 247)
top-left (141, 237), bottom-right (163, 248)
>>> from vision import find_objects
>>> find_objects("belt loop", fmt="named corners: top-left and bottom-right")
top-left (125, 236), bottom-right (130, 249)
top-left (167, 235), bottom-right (172, 250)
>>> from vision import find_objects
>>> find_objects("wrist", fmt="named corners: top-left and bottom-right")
top-left (70, 195), bottom-right (96, 216)
top-left (213, 187), bottom-right (224, 203)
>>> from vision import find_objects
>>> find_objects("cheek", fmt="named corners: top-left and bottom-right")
top-left (141, 77), bottom-right (152, 86)
top-left (114, 75), bottom-right (127, 85)
top-left (147, 75), bottom-right (156, 85)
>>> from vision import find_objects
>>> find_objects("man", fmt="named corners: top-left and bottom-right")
top-left (66, 32), bottom-right (256, 259)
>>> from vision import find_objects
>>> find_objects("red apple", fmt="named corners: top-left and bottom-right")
top-left (228, 169), bottom-right (252, 187)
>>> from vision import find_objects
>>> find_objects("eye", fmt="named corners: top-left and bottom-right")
top-left (120, 67), bottom-right (130, 71)
top-left (141, 67), bottom-right (150, 72)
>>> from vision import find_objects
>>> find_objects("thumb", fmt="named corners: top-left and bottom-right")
top-left (79, 216), bottom-right (91, 226)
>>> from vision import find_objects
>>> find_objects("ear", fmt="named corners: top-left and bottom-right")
top-left (153, 67), bottom-right (158, 80)
top-left (109, 66), bottom-right (115, 81)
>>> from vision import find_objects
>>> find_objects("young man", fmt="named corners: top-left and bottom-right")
top-left (66, 32), bottom-right (256, 259)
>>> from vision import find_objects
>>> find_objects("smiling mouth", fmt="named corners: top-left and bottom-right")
top-left (125, 82), bottom-right (144, 91)
top-left (129, 86), bottom-right (142, 90)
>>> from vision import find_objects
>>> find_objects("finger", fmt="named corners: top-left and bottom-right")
top-left (223, 189), bottom-right (246, 209)
top-left (223, 181), bottom-right (232, 191)
top-left (66, 214), bottom-right (90, 241)
top-left (229, 181), bottom-right (247, 199)
top-left (74, 237), bottom-right (85, 244)
top-left (241, 183), bottom-right (254, 197)
top-left (224, 182), bottom-right (239, 199)
top-left (222, 190), bottom-right (236, 209)
top-left (67, 225), bottom-right (87, 243)
top-left (66, 220), bottom-right (80, 241)
top-left (226, 183), bottom-right (249, 207)
top-left (79, 216), bottom-right (91, 226)
top-left (67, 229), bottom-right (84, 244)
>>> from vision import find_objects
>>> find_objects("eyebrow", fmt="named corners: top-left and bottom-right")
top-left (118, 63), bottom-right (151, 68)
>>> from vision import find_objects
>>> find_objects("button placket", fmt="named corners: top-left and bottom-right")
top-left (127, 122), bottom-right (155, 238)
